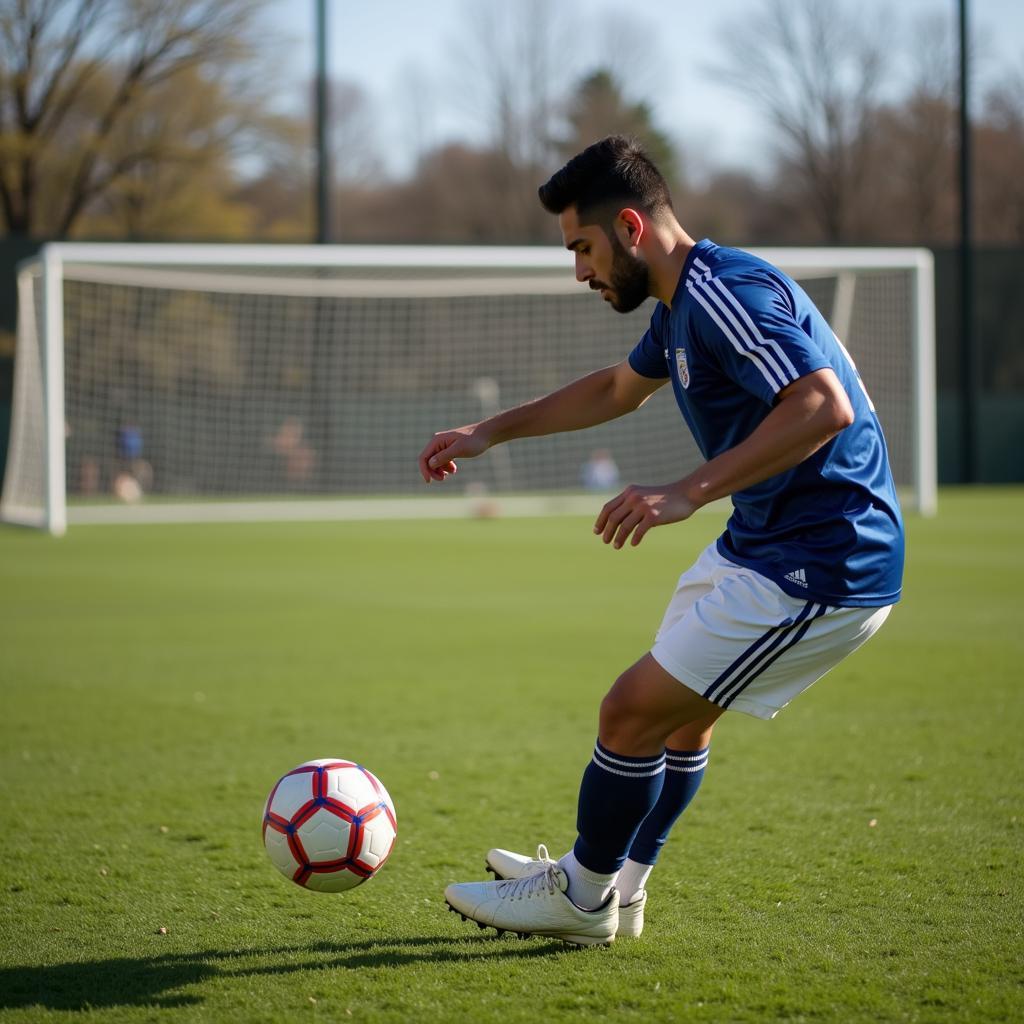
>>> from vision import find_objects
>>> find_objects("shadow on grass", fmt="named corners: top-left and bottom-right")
top-left (0, 935), bottom-right (572, 1011)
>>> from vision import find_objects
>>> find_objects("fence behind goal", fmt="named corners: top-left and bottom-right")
top-left (1, 243), bottom-right (935, 534)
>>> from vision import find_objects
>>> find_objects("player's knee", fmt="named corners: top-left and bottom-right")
top-left (598, 686), bottom-right (628, 736)
top-left (598, 672), bottom-right (659, 751)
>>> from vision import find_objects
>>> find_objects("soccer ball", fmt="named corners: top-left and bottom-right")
top-left (262, 758), bottom-right (397, 893)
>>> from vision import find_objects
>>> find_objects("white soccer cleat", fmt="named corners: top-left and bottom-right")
top-left (614, 890), bottom-right (647, 938)
top-left (485, 844), bottom-right (647, 937)
top-left (485, 842), bottom-right (557, 881)
top-left (445, 863), bottom-right (618, 947)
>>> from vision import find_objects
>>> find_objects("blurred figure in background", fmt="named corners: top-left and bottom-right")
top-left (581, 448), bottom-right (621, 491)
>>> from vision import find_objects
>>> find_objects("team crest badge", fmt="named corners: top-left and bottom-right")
top-left (675, 346), bottom-right (690, 389)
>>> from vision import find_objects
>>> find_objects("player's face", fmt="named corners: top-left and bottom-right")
top-left (559, 206), bottom-right (650, 314)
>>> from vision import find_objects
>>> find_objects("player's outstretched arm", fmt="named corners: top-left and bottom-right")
top-left (595, 368), bottom-right (855, 548)
top-left (417, 361), bottom-right (664, 483)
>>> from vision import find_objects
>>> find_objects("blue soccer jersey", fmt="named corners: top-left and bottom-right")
top-left (628, 239), bottom-right (904, 608)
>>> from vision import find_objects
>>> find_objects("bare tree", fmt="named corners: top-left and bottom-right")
top-left (395, 61), bottom-right (438, 175)
top-left (452, 0), bottom-right (572, 168)
top-left (443, 0), bottom-right (577, 237)
top-left (715, 0), bottom-right (887, 241)
top-left (864, 14), bottom-right (959, 243)
top-left (976, 66), bottom-right (1024, 243)
top-left (328, 79), bottom-right (384, 187)
top-left (0, 0), bottom-right (271, 237)
top-left (590, 13), bottom-right (664, 106)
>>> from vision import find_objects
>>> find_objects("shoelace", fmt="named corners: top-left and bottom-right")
top-left (496, 860), bottom-right (562, 900)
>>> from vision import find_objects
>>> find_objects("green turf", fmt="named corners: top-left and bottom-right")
top-left (1, 488), bottom-right (1022, 1023)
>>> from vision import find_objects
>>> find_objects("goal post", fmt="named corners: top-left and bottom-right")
top-left (1, 242), bottom-right (937, 534)
top-left (3, 248), bottom-right (67, 535)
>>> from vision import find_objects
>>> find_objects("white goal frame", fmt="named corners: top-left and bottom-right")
top-left (2, 242), bottom-right (936, 535)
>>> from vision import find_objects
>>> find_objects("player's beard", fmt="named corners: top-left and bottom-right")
top-left (597, 233), bottom-right (651, 313)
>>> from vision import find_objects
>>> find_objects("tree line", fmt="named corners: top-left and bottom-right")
top-left (1, 0), bottom-right (1022, 246)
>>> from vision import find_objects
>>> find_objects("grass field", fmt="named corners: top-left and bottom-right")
top-left (1, 488), bottom-right (1022, 1023)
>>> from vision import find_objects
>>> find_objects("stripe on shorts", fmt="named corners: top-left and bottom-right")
top-left (719, 602), bottom-right (830, 709)
top-left (704, 601), bottom-right (821, 705)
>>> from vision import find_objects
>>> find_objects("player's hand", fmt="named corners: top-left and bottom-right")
top-left (594, 481), bottom-right (698, 548)
top-left (417, 425), bottom-right (492, 483)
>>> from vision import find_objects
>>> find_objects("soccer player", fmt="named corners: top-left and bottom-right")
top-left (417, 136), bottom-right (903, 946)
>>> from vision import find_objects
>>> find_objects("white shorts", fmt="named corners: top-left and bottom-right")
top-left (650, 542), bottom-right (892, 720)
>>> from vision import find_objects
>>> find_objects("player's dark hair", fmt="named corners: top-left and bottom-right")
top-left (538, 135), bottom-right (674, 225)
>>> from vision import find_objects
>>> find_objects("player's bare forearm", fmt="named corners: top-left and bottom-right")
top-left (595, 369), bottom-right (854, 548)
top-left (486, 363), bottom-right (660, 443)
top-left (417, 362), bottom-right (663, 483)
top-left (682, 369), bottom-right (854, 507)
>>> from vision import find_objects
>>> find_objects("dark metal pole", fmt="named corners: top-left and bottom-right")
top-left (958, 0), bottom-right (976, 482)
top-left (311, 0), bottom-right (334, 490)
top-left (315, 0), bottom-right (331, 243)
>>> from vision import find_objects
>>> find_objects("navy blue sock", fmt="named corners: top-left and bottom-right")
top-left (572, 740), bottom-right (666, 874)
top-left (626, 746), bottom-right (710, 865)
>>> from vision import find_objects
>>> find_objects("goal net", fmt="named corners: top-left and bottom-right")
top-left (1, 243), bottom-right (935, 534)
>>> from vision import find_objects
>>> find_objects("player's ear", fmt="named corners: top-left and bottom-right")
top-left (615, 208), bottom-right (644, 250)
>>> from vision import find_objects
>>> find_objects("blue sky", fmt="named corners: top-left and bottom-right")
top-left (263, 0), bottom-right (1024, 178)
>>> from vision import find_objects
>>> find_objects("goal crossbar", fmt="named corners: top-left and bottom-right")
top-left (2, 242), bottom-right (937, 535)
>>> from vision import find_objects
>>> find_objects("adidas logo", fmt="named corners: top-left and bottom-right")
top-left (784, 568), bottom-right (808, 587)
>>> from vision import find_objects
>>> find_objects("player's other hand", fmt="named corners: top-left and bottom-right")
top-left (594, 481), bottom-right (698, 548)
top-left (418, 425), bottom-right (491, 483)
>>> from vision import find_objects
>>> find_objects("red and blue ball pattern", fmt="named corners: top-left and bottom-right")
top-left (262, 758), bottom-right (397, 893)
